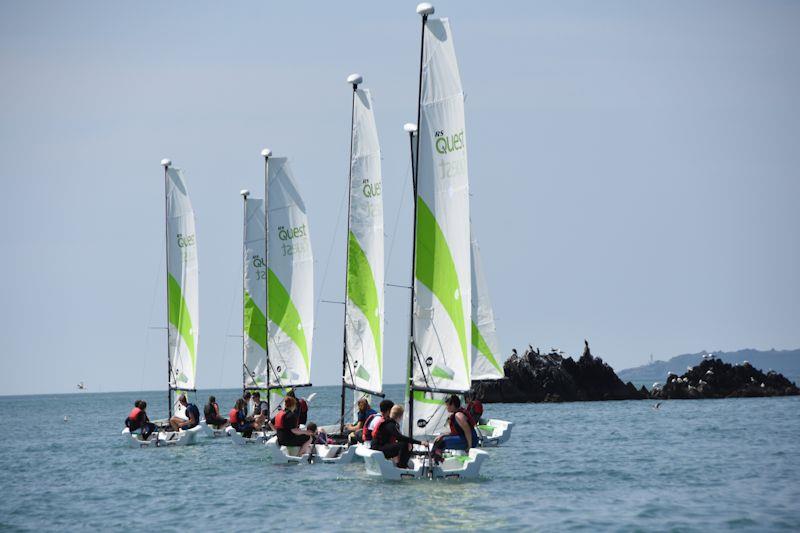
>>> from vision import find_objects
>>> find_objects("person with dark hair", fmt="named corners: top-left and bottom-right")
top-left (125, 400), bottom-right (156, 440)
top-left (229, 398), bottom-right (254, 437)
top-left (203, 396), bottom-right (228, 429)
top-left (359, 399), bottom-right (394, 444)
top-left (170, 394), bottom-right (199, 431)
top-left (432, 395), bottom-right (478, 460)
top-left (271, 396), bottom-right (313, 455)
top-left (251, 392), bottom-right (269, 427)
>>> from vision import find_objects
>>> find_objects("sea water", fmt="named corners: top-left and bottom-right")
top-left (0, 385), bottom-right (798, 531)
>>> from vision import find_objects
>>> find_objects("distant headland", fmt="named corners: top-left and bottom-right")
top-left (470, 343), bottom-right (800, 403)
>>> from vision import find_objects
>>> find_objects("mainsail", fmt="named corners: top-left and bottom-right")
top-left (266, 158), bottom-right (314, 394)
top-left (243, 197), bottom-right (268, 389)
top-left (470, 235), bottom-right (503, 380)
top-left (166, 166), bottom-right (199, 393)
top-left (408, 16), bottom-right (471, 436)
top-left (344, 87), bottom-right (385, 398)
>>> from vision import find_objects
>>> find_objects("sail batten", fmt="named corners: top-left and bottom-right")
top-left (166, 167), bottom-right (199, 392)
top-left (266, 158), bottom-right (314, 391)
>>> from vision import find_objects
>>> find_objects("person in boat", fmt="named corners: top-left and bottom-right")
top-left (464, 392), bottom-right (486, 426)
top-left (125, 400), bottom-right (156, 440)
top-left (271, 396), bottom-right (313, 455)
top-left (228, 398), bottom-right (254, 437)
top-left (170, 394), bottom-right (200, 431)
top-left (203, 395), bottom-right (228, 429)
top-left (432, 395), bottom-right (478, 459)
top-left (345, 397), bottom-right (377, 444)
top-left (306, 422), bottom-right (333, 445)
top-left (285, 389), bottom-right (309, 425)
top-left (251, 391), bottom-right (269, 427)
top-left (242, 391), bottom-right (254, 420)
top-left (370, 405), bottom-right (426, 469)
top-left (361, 399), bottom-right (394, 444)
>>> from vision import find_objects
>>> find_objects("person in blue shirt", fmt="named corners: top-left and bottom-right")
top-left (345, 397), bottom-right (377, 444)
top-left (169, 394), bottom-right (199, 431)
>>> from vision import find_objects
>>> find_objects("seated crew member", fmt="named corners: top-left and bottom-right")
top-left (251, 392), bottom-right (269, 428)
top-left (361, 399), bottom-right (393, 444)
top-left (125, 400), bottom-right (156, 440)
top-left (464, 393), bottom-right (485, 426)
top-left (345, 398), bottom-right (377, 444)
top-left (229, 398), bottom-right (254, 437)
top-left (170, 394), bottom-right (200, 431)
top-left (370, 405), bottom-right (426, 469)
top-left (285, 389), bottom-right (309, 425)
top-left (306, 422), bottom-right (332, 445)
top-left (271, 396), bottom-right (313, 455)
top-left (432, 395), bottom-right (478, 460)
top-left (203, 396), bottom-right (228, 428)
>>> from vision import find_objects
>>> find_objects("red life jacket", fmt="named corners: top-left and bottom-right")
top-left (466, 400), bottom-right (483, 422)
top-left (362, 413), bottom-right (380, 441)
top-left (128, 407), bottom-right (142, 421)
top-left (448, 408), bottom-right (475, 436)
top-left (370, 417), bottom-right (396, 447)
top-left (228, 408), bottom-right (239, 425)
top-left (274, 409), bottom-right (288, 430)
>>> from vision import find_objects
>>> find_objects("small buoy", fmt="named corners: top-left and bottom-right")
top-left (761, 383), bottom-right (765, 388)
top-left (63, 415), bottom-right (69, 423)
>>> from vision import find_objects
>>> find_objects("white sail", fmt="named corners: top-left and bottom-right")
top-left (243, 198), bottom-right (268, 389)
top-left (470, 235), bottom-right (503, 380)
top-left (344, 88), bottom-right (385, 396)
top-left (266, 158), bottom-right (314, 390)
top-left (166, 167), bottom-right (199, 391)
top-left (409, 17), bottom-right (471, 435)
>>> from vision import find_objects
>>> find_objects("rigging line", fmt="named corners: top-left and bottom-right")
top-left (385, 158), bottom-right (412, 273)
top-left (220, 264), bottom-right (241, 389)
top-left (313, 183), bottom-right (349, 328)
top-left (140, 233), bottom-right (165, 393)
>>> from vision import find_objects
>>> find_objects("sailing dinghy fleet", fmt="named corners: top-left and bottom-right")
top-left (124, 3), bottom-right (512, 479)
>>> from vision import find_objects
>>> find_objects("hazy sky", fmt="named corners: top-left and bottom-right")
top-left (2, 1), bottom-right (798, 395)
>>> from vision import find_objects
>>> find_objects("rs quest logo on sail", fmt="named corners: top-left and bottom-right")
top-left (176, 233), bottom-right (196, 261)
top-left (277, 224), bottom-right (309, 257)
top-left (434, 130), bottom-right (466, 179)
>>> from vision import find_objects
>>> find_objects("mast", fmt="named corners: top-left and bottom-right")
top-left (261, 148), bottom-right (272, 416)
top-left (408, 2), bottom-right (434, 442)
top-left (339, 73), bottom-right (362, 435)
top-left (162, 158), bottom-right (172, 419)
top-left (240, 189), bottom-right (250, 394)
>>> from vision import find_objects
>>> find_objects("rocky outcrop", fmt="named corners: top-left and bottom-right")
top-left (471, 341), bottom-right (648, 403)
top-left (652, 357), bottom-right (800, 399)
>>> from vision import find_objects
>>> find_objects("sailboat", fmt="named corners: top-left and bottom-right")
top-left (357, 3), bottom-right (488, 480)
top-left (469, 235), bottom-right (513, 446)
top-left (217, 188), bottom-right (271, 442)
top-left (311, 73), bottom-right (387, 465)
top-left (123, 159), bottom-right (203, 448)
top-left (257, 152), bottom-right (318, 463)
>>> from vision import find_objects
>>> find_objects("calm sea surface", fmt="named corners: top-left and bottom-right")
top-left (1, 385), bottom-right (798, 531)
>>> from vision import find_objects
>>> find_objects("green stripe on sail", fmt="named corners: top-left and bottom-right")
top-left (413, 390), bottom-right (446, 405)
top-left (346, 230), bottom-right (382, 382)
top-left (415, 197), bottom-right (469, 377)
top-left (471, 321), bottom-right (502, 373)
top-left (244, 291), bottom-right (267, 351)
top-left (167, 273), bottom-right (196, 377)
top-left (267, 268), bottom-right (310, 375)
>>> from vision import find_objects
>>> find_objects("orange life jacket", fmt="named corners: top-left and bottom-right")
top-left (362, 413), bottom-right (380, 441)
top-left (128, 407), bottom-right (142, 421)
top-left (274, 409), bottom-right (288, 430)
top-left (370, 417), bottom-right (396, 447)
top-left (448, 408), bottom-right (475, 436)
top-left (228, 408), bottom-right (239, 425)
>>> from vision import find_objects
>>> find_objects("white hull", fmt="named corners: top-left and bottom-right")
top-left (225, 426), bottom-right (272, 445)
top-left (477, 419), bottom-right (513, 447)
top-left (264, 435), bottom-right (309, 464)
top-left (200, 420), bottom-right (228, 438)
top-left (121, 425), bottom-right (203, 448)
top-left (355, 446), bottom-right (488, 481)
